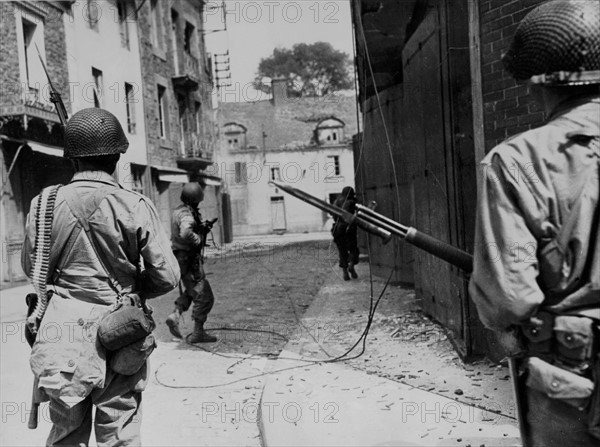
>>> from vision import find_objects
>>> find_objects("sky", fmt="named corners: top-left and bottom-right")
top-left (203, 1), bottom-right (355, 102)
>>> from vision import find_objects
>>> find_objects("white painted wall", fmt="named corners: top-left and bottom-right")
top-left (218, 146), bottom-right (354, 236)
top-left (63, 0), bottom-right (147, 182)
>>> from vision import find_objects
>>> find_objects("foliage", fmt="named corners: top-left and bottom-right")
top-left (254, 42), bottom-right (353, 97)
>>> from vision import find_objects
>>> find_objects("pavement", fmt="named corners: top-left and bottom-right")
top-left (0, 231), bottom-right (521, 446)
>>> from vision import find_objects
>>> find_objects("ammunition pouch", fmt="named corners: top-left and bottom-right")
top-left (520, 312), bottom-right (600, 439)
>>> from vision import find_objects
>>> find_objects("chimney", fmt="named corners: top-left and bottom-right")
top-left (271, 78), bottom-right (287, 106)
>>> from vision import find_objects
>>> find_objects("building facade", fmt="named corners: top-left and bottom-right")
top-left (0, 0), bottom-right (221, 285)
top-left (216, 80), bottom-right (358, 236)
top-left (351, 0), bottom-right (548, 358)
top-left (136, 0), bottom-right (222, 243)
top-left (1, 1), bottom-right (73, 285)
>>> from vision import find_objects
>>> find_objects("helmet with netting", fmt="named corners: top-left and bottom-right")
top-left (64, 108), bottom-right (129, 158)
top-left (502, 0), bottom-right (600, 85)
top-left (181, 183), bottom-right (204, 204)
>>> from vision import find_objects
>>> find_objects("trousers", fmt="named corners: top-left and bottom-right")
top-left (173, 250), bottom-right (215, 324)
top-left (46, 369), bottom-right (142, 446)
top-left (333, 232), bottom-right (359, 269)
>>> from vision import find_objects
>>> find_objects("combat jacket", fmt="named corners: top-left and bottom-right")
top-left (469, 95), bottom-right (600, 331)
top-left (171, 203), bottom-right (205, 251)
top-left (21, 170), bottom-right (180, 405)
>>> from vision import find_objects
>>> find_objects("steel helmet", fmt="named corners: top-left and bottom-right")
top-left (502, 0), bottom-right (600, 86)
top-left (181, 182), bottom-right (204, 204)
top-left (64, 108), bottom-right (129, 158)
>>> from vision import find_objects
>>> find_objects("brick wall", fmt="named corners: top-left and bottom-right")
top-left (43, 3), bottom-right (70, 114)
top-left (138, 0), bottom-right (215, 168)
top-left (0, 2), bottom-right (69, 110)
top-left (479, 0), bottom-right (545, 152)
top-left (0, 3), bottom-right (20, 106)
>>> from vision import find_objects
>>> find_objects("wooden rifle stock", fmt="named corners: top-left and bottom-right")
top-left (28, 377), bottom-right (41, 429)
top-left (405, 228), bottom-right (473, 273)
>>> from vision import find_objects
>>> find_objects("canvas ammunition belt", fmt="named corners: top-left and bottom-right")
top-left (27, 185), bottom-right (61, 332)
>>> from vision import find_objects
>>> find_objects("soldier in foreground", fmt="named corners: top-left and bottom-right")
top-left (166, 182), bottom-right (218, 343)
top-left (22, 108), bottom-right (180, 445)
top-left (469, 1), bottom-right (600, 445)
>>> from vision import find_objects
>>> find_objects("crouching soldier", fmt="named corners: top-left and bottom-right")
top-left (469, 1), bottom-right (600, 445)
top-left (166, 182), bottom-right (218, 343)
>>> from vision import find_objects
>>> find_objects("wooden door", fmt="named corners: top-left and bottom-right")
top-left (401, 2), bottom-right (475, 355)
top-left (270, 196), bottom-right (286, 231)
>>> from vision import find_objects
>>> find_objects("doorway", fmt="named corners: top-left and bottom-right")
top-left (270, 196), bottom-right (286, 232)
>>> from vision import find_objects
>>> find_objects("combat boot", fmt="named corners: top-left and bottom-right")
top-left (342, 267), bottom-right (350, 281)
top-left (189, 322), bottom-right (217, 343)
top-left (165, 309), bottom-right (183, 339)
top-left (348, 264), bottom-right (358, 279)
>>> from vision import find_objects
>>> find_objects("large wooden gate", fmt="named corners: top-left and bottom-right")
top-left (401, 1), bottom-right (480, 356)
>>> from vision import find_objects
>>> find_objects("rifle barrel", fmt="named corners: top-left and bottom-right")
top-left (356, 204), bottom-right (409, 234)
top-left (356, 210), bottom-right (407, 238)
top-left (270, 181), bottom-right (392, 243)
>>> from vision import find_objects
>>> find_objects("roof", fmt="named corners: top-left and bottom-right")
top-left (218, 95), bottom-right (359, 151)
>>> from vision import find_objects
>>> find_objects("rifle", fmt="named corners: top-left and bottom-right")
top-left (199, 218), bottom-right (218, 262)
top-left (35, 43), bottom-right (69, 126)
top-left (271, 182), bottom-right (535, 440)
top-left (270, 182), bottom-right (472, 272)
top-left (27, 46), bottom-right (69, 430)
top-left (269, 182), bottom-right (393, 244)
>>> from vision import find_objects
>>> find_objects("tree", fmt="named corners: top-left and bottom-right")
top-left (254, 42), bottom-right (353, 97)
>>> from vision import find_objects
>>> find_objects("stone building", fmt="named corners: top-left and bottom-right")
top-left (135, 0), bottom-right (222, 242)
top-left (0, 1), bottom-right (72, 285)
top-left (0, 0), bottom-right (220, 285)
top-left (216, 79), bottom-right (358, 236)
top-left (351, 0), bottom-right (550, 358)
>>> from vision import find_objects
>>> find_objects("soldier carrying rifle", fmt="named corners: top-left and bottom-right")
top-left (469, 1), bottom-right (600, 445)
top-left (166, 182), bottom-right (219, 343)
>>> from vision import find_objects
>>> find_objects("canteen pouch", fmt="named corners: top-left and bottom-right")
top-left (525, 356), bottom-right (594, 410)
top-left (110, 334), bottom-right (156, 376)
top-left (97, 294), bottom-right (155, 351)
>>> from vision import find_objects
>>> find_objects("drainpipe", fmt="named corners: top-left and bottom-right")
top-left (0, 136), bottom-right (27, 198)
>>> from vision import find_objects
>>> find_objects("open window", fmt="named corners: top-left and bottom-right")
top-left (223, 122), bottom-right (247, 150)
top-left (315, 117), bottom-right (345, 146)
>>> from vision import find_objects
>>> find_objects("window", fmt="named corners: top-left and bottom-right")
top-left (86, 0), bottom-right (100, 30)
top-left (316, 118), bottom-right (345, 146)
top-left (234, 162), bottom-right (247, 184)
top-left (130, 164), bottom-right (145, 194)
top-left (117, 1), bottom-right (130, 49)
top-left (177, 93), bottom-right (187, 154)
top-left (270, 167), bottom-right (280, 181)
top-left (21, 19), bottom-right (36, 90)
top-left (150, 0), bottom-right (164, 50)
top-left (157, 84), bottom-right (166, 138)
top-left (184, 21), bottom-right (195, 55)
top-left (194, 101), bottom-right (201, 134)
top-left (223, 123), bottom-right (247, 150)
top-left (125, 83), bottom-right (136, 134)
top-left (20, 16), bottom-right (48, 97)
top-left (171, 9), bottom-right (179, 69)
top-left (92, 67), bottom-right (103, 107)
top-left (327, 155), bottom-right (340, 176)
